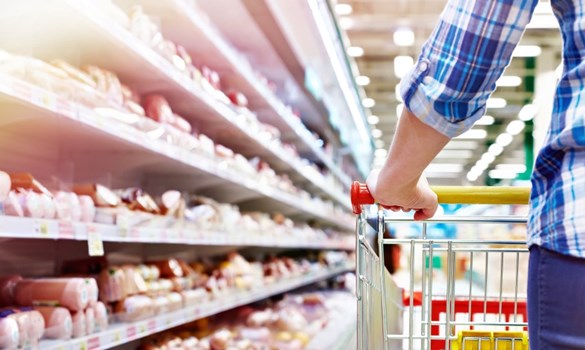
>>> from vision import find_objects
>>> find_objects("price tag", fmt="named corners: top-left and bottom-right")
top-left (114, 330), bottom-right (122, 342)
top-left (34, 220), bottom-right (50, 237)
top-left (87, 225), bottom-right (104, 257)
top-left (87, 336), bottom-right (100, 350)
top-left (127, 325), bottom-right (137, 339)
top-left (58, 220), bottom-right (75, 239)
top-left (78, 339), bottom-right (88, 350)
top-left (147, 319), bottom-right (156, 333)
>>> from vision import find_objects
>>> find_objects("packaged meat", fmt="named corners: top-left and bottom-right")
top-left (171, 114), bottom-right (192, 133)
top-left (9, 173), bottom-right (51, 196)
top-left (121, 265), bottom-right (147, 296)
top-left (2, 308), bottom-right (45, 348)
top-left (94, 302), bottom-right (108, 332)
top-left (0, 275), bottom-right (21, 307)
top-left (70, 310), bottom-right (86, 338)
top-left (17, 190), bottom-right (44, 218)
top-left (125, 100), bottom-right (146, 116)
top-left (227, 91), bottom-right (248, 108)
top-left (0, 316), bottom-right (19, 349)
top-left (51, 59), bottom-right (97, 88)
top-left (34, 306), bottom-right (72, 340)
top-left (13, 278), bottom-right (89, 311)
top-left (98, 267), bottom-right (127, 302)
top-left (143, 94), bottom-right (174, 125)
top-left (85, 307), bottom-right (95, 335)
top-left (2, 191), bottom-right (24, 217)
top-left (54, 191), bottom-right (80, 221)
top-left (147, 259), bottom-right (184, 278)
top-left (84, 65), bottom-right (123, 105)
top-left (84, 278), bottom-right (99, 307)
top-left (159, 190), bottom-right (183, 218)
top-left (201, 67), bottom-right (221, 90)
top-left (0, 171), bottom-right (11, 202)
top-left (78, 195), bottom-right (96, 223)
top-left (74, 184), bottom-right (121, 207)
top-left (39, 193), bottom-right (56, 219)
top-left (128, 5), bottom-right (162, 48)
top-left (114, 295), bottom-right (154, 322)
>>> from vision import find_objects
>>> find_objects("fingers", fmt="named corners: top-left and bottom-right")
top-left (413, 205), bottom-right (438, 221)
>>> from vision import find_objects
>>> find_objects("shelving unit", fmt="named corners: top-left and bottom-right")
top-left (41, 264), bottom-right (353, 350)
top-left (0, 0), bottom-right (351, 209)
top-left (0, 216), bottom-right (354, 250)
top-left (0, 75), bottom-right (354, 230)
top-left (0, 0), bottom-right (357, 348)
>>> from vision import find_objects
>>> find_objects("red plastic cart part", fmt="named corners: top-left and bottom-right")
top-left (351, 181), bottom-right (375, 214)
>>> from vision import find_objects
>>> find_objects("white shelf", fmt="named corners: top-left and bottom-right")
top-left (114, 0), bottom-right (351, 189)
top-left (0, 216), bottom-right (355, 250)
top-left (41, 265), bottom-right (354, 350)
top-left (306, 293), bottom-right (357, 350)
top-left (0, 75), bottom-right (354, 231)
top-left (0, 0), bottom-right (350, 208)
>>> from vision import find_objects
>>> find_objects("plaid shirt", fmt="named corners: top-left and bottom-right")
top-left (400, 0), bottom-right (585, 257)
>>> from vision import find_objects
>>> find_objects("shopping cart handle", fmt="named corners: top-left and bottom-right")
top-left (351, 181), bottom-right (530, 214)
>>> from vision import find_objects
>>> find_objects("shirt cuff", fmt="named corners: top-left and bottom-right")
top-left (399, 58), bottom-right (486, 139)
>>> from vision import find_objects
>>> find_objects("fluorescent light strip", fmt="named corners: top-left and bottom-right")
top-left (489, 169), bottom-right (518, 179)
top-left (347, 46), bottom-right (364, 57)
top-left (394, 28), bottom-right (415, 47)
top-left (355, 75), bottom-right (370, 86)
top-left (394, 56), bottom-right (414, 79)
top-left (362, 97), bottom-right (375, 108)
top-left (496, 76), bottom-right (522, 87)
top-left (436, 150), bottom-right (474, 158)
top-left (476, 115), bottom-right (495, 126)
top-left (487, 98), bottom-right (507, 109)
top-left (456, 129), bottom-right (487, 140)
top-left (512, 45), bottom-right (542, 57)
top-left (367, 115), bottom-right (379, 125)
top-left (444, 141), bottom-right (478, 149)
top-left (495, 163), bottom-right (527, 173)
top-left (425, 163), bottom-right (464, 173)
top-left (335, 3), bottom-right (353, 15)
top-left (506, 120), bottom-right (526, 136)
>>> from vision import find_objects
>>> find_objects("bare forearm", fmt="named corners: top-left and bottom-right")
top-left (378, 109), bottom-right (450, 190)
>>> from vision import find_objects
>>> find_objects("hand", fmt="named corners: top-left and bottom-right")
top-left (366, 169), bottom-right (439, 221)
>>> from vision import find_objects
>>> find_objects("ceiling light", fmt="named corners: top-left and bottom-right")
top-left (339, 17), bottom-right (354, 30)
top-left (519, 104), bottom-right (538, 121)
top-left (488, 169), bottom-right (518, 179)
top-left (495, 163), bottom-right (527, 173)
top-left (372, 128), bottom-right (383, 138)
top-left (367, 115), bottom-right (380, 124)
top-left (356, 75), bottom-right (370, 86)
top-left (467, 172), bottom-right (480, 182)
top-left (506, 120), bottom-right (526, 136)
top-left (347, 46), bottom-right (364, 57)
top-left (527, 14), bottom-right (559, 29)
top-left (476, 115), bottom-right (495, 126)
top-left (444, 141), bottom-right (478, 149)
top-left (394, 56), bottom-right (414, 78)
top-left (395, 84), bottom-right (403, 102)
top-left (496, 76), bottom-right (522, 87)
top-left (488, 143), bottom-right (504, 156)
top-left (475, 160), bottom-right (489, 171)
top-left (455, 129), bottom-right (487, 140)
top-left (375, 148), bottom-right (387, 158)
top-left (425, 172), bottom-right (461, 178)
top-left (487, 98), bottom-right (507, 109)
top-left (335, 3), bottom-right (353, 15)
top-left (393, 27), bottom-right (415, 47)
top-left (481, 152), bottom-right (496, 164)
top-left (425, 163), bottom-right (464, 173)
top-left (496, 133), bottom-right (514, 147)
top-left (362, 97), bottom-right (375, 108)
top-left (375, 139), bottom-right (385, 148)
top-left (436, 150), bottom-right (474, 158)
top-left (396, 103), bottom-right (405, 118)
top-left (512, 45), bottom-right (542, 57)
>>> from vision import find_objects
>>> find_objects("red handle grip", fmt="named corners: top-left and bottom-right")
top-left (351, 181), bottom-right (375, 214)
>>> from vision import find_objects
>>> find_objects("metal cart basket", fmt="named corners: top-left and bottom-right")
top-left (351, 182), bottom-right (531, 350)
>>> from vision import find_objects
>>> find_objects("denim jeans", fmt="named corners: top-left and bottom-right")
top-left (528, 245), bottom-right (585, 349)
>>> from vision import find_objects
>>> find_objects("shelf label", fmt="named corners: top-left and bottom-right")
top-left (87, 336), bottom-right (100, 350)
top-left (87, 225), bottom-right (104, 256)
top-left (147, 319), bottom-right (156, 333)
top-left (127, 325), bottom-right (137, 339)
top-left (58, 220), bottom-right (75, 239)
top-left (34, 220), bottom-right (50, 237)
top-left (77, 339), bottom-right (88, 350)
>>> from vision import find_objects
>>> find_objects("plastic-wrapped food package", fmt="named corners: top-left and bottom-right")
top-left (13, 278), bottom-right (89, 311)
top-left (0, 275), bottom-right (22, 307)
top-left (34, 306), bottom-right (72, 340)
top-left (98, 267), bottom-right (127, 302)
top-left (73, 184), bottom-right (121, 208)
top-left (128, 6), bottom-right (163, 48)
top-left (143, 94), bottom-right (174, 125)
top-left (93, 301), bottom-right (108, 332)
top-left (114, 295), bottom-right (154, 322)
top-left (85, 307), bottom-right (95, 335)
top-left (70, 310), bottom-right (86, 338)
top-left (78, 195), bottom-right (96, 223)
top-left (3, 191), bottom-right (24, 217)
top-left (0, 316), bottom-right (19, 349)
top-left (2, 308), bottom-right (45, 348)
top-left (0, 171), bottom-right (11, 202)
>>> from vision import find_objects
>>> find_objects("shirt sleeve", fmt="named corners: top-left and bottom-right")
top-left (400, 0), bottom-right (539, 138)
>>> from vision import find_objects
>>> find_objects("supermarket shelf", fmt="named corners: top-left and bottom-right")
top-left (0, 75), bottom-right (354, 231)
top-left (42, 265), bottom-right (354, 350)
top-left (114, 0), bottom-right (352, 189)
top-left (0, 0), bottom-right (349, 209)
top-left (0, 216), bottom-right (355, 250)
top-left (306, 293), bottom-right (357, 350)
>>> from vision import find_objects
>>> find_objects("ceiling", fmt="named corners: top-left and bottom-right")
top-left (334, 0), bottom-right (563, 185)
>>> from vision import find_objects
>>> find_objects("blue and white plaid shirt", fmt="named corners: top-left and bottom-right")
top-left (400, 0), bottom-right (585, 257)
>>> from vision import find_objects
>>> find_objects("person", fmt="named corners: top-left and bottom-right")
top-left (366, 0), bottom-right (585, 348)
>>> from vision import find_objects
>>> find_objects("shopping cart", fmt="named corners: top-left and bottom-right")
top-left (351, 182), bottom-right (531, 350)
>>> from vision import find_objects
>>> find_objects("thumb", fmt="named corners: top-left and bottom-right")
top-left (413, 205), bottom-right (437, 221)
